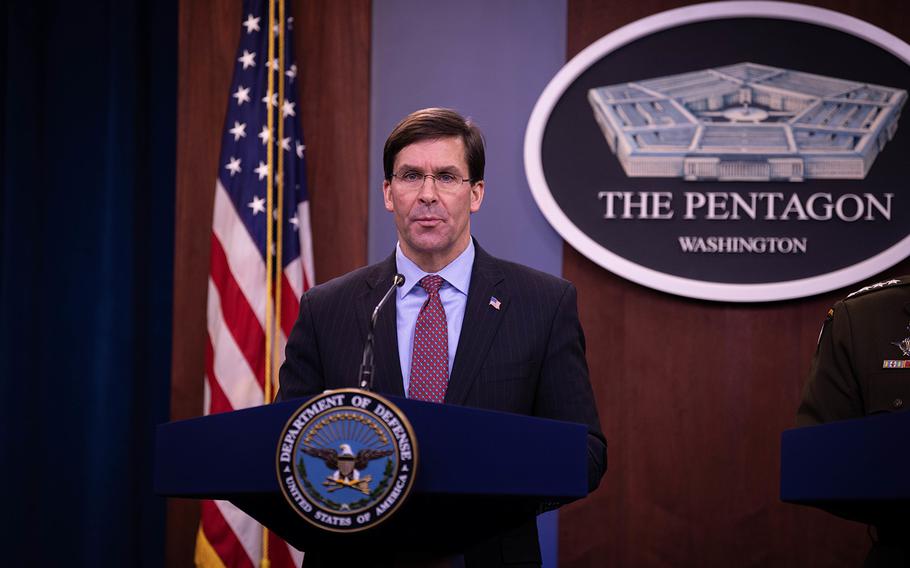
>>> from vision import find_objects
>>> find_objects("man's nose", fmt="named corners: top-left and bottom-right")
top-left (417, 176), bottom-right (439, 204)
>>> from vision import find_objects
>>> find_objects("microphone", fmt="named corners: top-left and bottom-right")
top-left (359, 273), bottom-right (405, 391)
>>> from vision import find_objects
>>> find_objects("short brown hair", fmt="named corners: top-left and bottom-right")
top-left (383, 108), bottom-right (485, 183)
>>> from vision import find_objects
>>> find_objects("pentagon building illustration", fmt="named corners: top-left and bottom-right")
top-left (587, 63), bottom-right (907, 181)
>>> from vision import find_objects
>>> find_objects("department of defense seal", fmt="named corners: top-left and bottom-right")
top-left (276, 389), bottom-right (417, 533)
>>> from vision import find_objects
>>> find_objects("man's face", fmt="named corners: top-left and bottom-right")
top-left (383, 137), bottom-right (484, 271)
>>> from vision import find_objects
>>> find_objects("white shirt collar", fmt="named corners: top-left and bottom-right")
top-left (396, 239), bottom-right (475, 298)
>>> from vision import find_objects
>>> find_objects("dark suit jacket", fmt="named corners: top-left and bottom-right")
top-left (278, 242), bottom-right (607, 567)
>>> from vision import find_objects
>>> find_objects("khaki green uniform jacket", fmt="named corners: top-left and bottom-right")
top-left (799, 277), bottom-right (910, 426)
top-left (797, 277), bottom-right (910, 565)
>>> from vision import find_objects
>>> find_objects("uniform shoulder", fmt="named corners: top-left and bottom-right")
top-left (843, 276), bottom-right (910, 303)
top-left (816, 276), bottom-right (909, 323)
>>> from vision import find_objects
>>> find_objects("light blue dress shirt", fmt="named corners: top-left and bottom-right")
top-left (395, 240), bottom-right (474, 396)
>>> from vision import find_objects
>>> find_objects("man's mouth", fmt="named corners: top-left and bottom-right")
top-left (414, 217), bottom-right (443, 227)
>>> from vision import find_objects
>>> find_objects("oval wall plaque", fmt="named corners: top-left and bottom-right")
top-left (525, 1), bottom-right (910, 302)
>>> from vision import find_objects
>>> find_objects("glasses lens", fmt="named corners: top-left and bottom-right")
top-left (397, 171), bottom-right (423, 187)
top-left (435, 173), bottom-right (460, 187)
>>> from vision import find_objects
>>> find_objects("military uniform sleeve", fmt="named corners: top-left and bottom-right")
top-left (534, 282), bottom-right (607, 492)
top-left (797, 301), bottom-right (865, 426)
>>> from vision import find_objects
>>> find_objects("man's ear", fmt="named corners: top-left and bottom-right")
top-left (383, 180), bottom-right (393, 212)
top-left (470, 180), bottom-right (484, 213)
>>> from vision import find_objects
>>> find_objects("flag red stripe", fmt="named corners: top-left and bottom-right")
top-left (205, 335), bottom-right (235, 415)
top-left (267, 531), bottom-right (298, 568)
top-left (302, 260), bottom-right (312, 291)
top-left (210, 232), bottom-right (265, 388)
top-left (281, 272), bottom-right (301, 337)
top-left (201, 501), bottom-right (255, 568)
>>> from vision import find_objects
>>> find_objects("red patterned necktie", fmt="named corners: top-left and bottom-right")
top-left (407, 275), bottom-right (448, 403)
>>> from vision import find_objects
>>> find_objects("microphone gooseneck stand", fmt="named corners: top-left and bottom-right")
top-left (359, 273), bottom-right (405, 391)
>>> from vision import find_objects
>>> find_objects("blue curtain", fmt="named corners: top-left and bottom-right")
top-left (1, 0), bottom-right (176, 565)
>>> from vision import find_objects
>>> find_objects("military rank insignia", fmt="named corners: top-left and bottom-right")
top-left (882, 323), bottom-right (910, 368)
top-left (277, 389), bottom-right (417, 532)
top-left (893, 323), bottom-right (910, 357)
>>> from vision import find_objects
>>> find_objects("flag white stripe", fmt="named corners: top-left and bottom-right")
top-left (297, 201), bottom-right (315, 287)
top-left (288, 545), bottom-right (304, 566)
top-left (207, 278), bottom-right (264, 410)
top-left (284, 258), bottom-right (303, 301)
top-left (214, 179), bottom-right (267, 328)
top-left (214, 500), bottom-right (261, 566)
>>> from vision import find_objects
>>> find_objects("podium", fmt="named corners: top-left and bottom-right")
top-left (780, 410), bottom-right (910, 525)
top-left (155, 394), bottom-right (589, 554)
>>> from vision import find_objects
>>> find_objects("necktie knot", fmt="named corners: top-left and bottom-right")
top-left (420, 275), bottom-right (444, 295)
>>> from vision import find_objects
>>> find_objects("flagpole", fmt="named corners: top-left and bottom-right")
top-left (273, 0), bottom-right (286, 407)
top-left (263, 0), bottom-right (277, 411)
top-left (261, 0), bottom-right (277, 564)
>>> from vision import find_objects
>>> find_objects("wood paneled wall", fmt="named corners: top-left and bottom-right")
top-left (561, 1), bottom-right (910, 565)
top-left (168, 1), bottom-right (370, 564)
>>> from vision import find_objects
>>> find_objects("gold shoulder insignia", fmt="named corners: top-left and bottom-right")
top-left (816, 307), bottom-right (835, 347)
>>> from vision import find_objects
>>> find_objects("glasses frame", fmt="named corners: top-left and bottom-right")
top-left (390, 171), bottom-right (472, 190)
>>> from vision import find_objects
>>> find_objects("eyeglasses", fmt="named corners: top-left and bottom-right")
top-left (391, 170), bottom-right (471, 190)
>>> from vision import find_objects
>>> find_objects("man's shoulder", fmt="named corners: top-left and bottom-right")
top-left (305, 258), bottom-right (392, 300)
top-left (478, 248), bottom-right (573, 297)
top-left (498, 257), bottom-right (570, 286)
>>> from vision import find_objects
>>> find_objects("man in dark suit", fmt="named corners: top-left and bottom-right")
top-left (798, 277), bottom-right (910, 567)
top-left (278, 108), bottom-right (606, 567)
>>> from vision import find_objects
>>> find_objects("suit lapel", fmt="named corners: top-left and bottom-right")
top-left (445, 245), bottom-right (507, 405)
top-left (356, 254), bottom-right (405, 396)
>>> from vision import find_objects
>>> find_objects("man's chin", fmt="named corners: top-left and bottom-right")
top-left (402, 234), bottom-right (451, 256)
top-left (408, 241), bottom-right (447, 256)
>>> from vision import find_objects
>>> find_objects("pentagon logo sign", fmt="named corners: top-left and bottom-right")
top-left (525, 2), bottom-right (910, 302)
top-left (277, 389), bottom-right (417, 532)
top-left (588, 62), bottom-right (905, 182)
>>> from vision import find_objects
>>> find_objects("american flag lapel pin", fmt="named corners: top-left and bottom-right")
top-left (489, 296), bottom-right (501, 310)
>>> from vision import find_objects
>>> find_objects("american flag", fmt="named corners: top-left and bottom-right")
top-left (197, 0), bottom-right (312, 566)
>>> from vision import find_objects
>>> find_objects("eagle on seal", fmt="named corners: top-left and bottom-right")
top-left (302, 443), bottom-right (393, 481)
